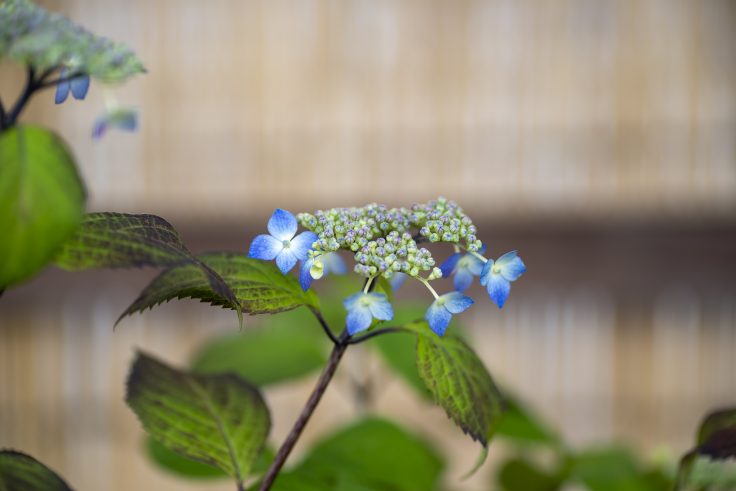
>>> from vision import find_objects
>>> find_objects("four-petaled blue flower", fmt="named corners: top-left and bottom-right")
top-left (343, 292), bottom-right (393, 335)
top-left (480, 251), bottom-right (526, 308)
top-left (55, 68), bottom-right (90, 104)
top-left (299, 252), bottom-right (347, 291)
top-left (249, 209), bottom-right (318, 274)
top-left (425, 292), bottom-right (474, 336)
top-left (439, 246), bottom-right (486, 292)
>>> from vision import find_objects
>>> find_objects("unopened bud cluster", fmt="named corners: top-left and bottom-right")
top-left (298, 198), bottom-right (481, 280)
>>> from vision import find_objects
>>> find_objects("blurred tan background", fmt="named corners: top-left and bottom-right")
top-left (2, 0), bottom-right (736, 490)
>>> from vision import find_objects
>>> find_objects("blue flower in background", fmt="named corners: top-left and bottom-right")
top-left (343, 292), bottom-right (393, 335)
top-left (55, 68), bottom-right (90, 104)
top-left (92, 107), bottom-right (138, 139)
top-left (480, 251), bottom-right (526, 308)
top-left (439, 246), bottom-right (486, 292)
top-left (249, 209), bottom-right (318, 274)
top-left (389, 272), bottom-right (408, 291)
top-left (299, 252), bottom-right (347, 291)
top-left (425, 291), bottom-right (474, 336)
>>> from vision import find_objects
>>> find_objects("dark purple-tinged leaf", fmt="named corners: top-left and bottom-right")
top-left (697, 408), bottom-right (736, 459)
top-left (55, 212), bottom-right (240, 326)
top-left (0, 450), bottom-right (73, 491)
top-left (119, 252), bottom-right (319, 322)
top-left (56, 212), bottom-right (192, 269)
top-left (126, 352), bottom-right (270, 490)
top-left (676, 407), bottom-right (736, 490)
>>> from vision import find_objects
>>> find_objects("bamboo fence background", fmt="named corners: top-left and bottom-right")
top-left (1, 0), bottom-right (736, 489)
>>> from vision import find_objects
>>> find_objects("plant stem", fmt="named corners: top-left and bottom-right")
top-left (309, 307), bottom-right (339, 345)
top-left (347, 326), bottom-right (406, 345)
top-left (5, 66), bottom-right (38, 128)
top-left (258, 331), bottom-right (350, 491)
top-left (0, 97), bottom-right (6, 129)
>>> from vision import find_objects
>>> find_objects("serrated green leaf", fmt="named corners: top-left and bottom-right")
top-left (0, 0), bottom-right (144, 82)
top-left (125, 352), bottom-right (270, 488)
top-left (404, 321), bottom-right (504, 448)
top-left (190, 308), bottom-right (328, 386)
top-left (120, 252), bottom-right (319, 320)
top-left (56, 212), bottom-right (193, 270)
top-left (145, 438), bottom-right (226, 479)
top-left (145, 436), bottom-right (275, 481)
top-left (252, 417), bottom-right (444, 491)
top-left (0, 125), bottom-right (85, 288)
top-left (0, 450), bottom-right (73, 491)
top-left (55, 213), bottom-right (240, 325)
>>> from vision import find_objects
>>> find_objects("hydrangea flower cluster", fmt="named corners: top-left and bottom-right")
top-left (0, 0), bottom-right (145, 82)
top-left (249, 198), bottom-right (526, 337)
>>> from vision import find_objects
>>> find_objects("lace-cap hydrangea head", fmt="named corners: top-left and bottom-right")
top-left (249, 198), bottom-right (526, 336)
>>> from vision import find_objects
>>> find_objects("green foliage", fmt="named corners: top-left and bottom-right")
top-left (190, 308), bottom-right (328, 386)
top-left (676, 407), bottom-right (736, 490)
top-left (0, 450), bottom-right (73, 491)
top-left (56, 212), bottom-right (196, 270)
top-left (120, 252), bottom-right (319, 320)
top-left (0, 0), bottom-right (144, 82)
top-left (251, 418), bottom-right (444, 491)
top-left (403, 321), bottom-right (504, 448)
top-left (145, 438), bottom-right (226, 479)
top-left (55, 213), bottom-right (240, 324)
top-left (498, 458), bottom-right (563, 491)
top-left (686, 457), bottom-right (736, 490)
top-left (570, 447), bottom-right (670, 491)
top-left (125, 352), bottom-right (270, 488)
top-left (145, 437), bottom-right (275, 480)
top-left (696, 408), bottom-right (736, 459)
top-left (0, 125), bottom-right (85, 288)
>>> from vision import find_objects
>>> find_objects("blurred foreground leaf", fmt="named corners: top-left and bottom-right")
top-left (498, 457), bottom-right (563, 491)
top-left (251, 418), bottom-right (443, 491)
top-left (191, 308), bottom-right (328, 386)
top-left (0, 125), bottom-right (85, 288)
top-left (126, 352), bottom-right (270, 489)
top-left (572, 447), bottom-right (670, 491)
top-left (0, 450), bottom-right (73, 491)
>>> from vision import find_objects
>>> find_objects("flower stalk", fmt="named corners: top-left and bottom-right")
top-left (258, 329), bottom-right (350, 491)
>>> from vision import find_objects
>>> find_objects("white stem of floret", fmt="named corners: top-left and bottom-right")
top-left (363, 276), bottom-right (375, 294)
top-left (468, 250), bottom-right (488, 263)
